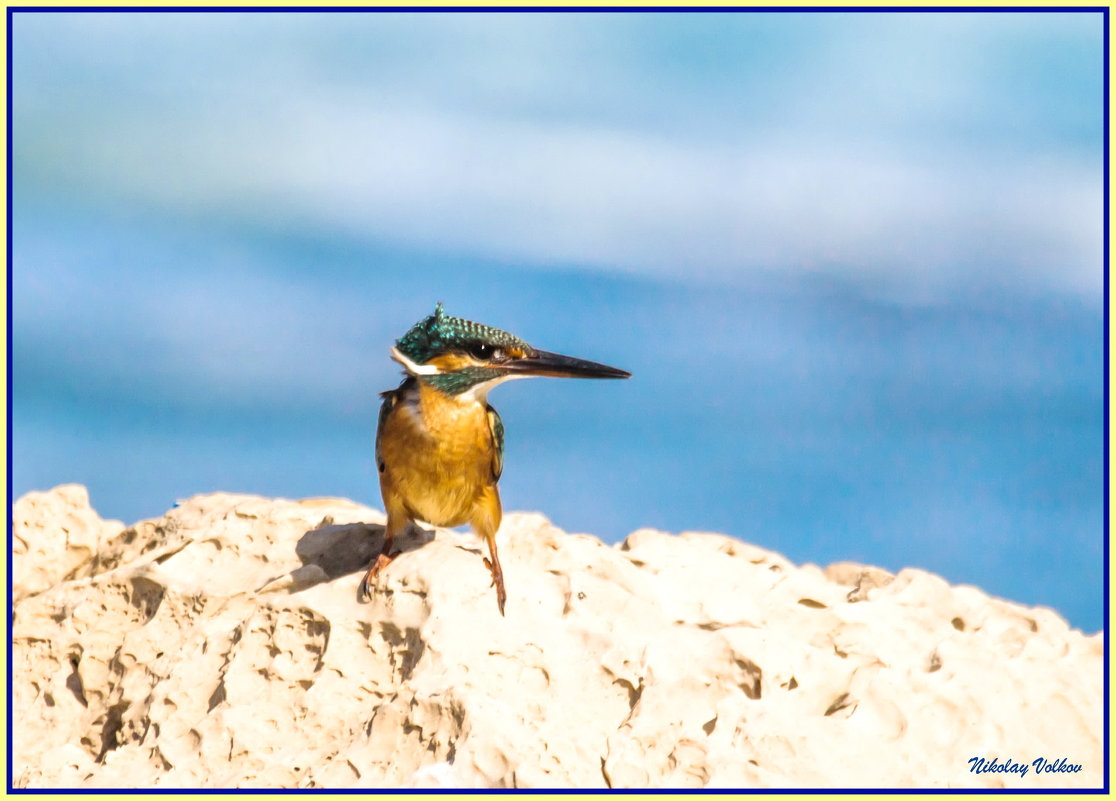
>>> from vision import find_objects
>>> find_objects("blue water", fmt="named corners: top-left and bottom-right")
top-left (11, 10), bottom-right (1105, 632)
top-left (12, 206), bottom-right (1103, 631)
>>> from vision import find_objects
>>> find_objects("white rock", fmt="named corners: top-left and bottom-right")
top-left (11, 486), bottom-right (1103, 790)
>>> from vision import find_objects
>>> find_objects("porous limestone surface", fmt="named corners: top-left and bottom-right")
top-left (11, 485), bottom-right (1104, 789)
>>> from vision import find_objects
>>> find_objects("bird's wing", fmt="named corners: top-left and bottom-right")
top-left (374, 393), bottom-right (393, 474)
top-left (376, 377), bottom-right (419, 474)
top-left (486, 404), bottom-right (505, 482)
top-left (375, 385), bottom-right (404, 474)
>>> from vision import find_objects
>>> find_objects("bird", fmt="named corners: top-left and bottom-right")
top-left (360, 303), bottom-right (631, 615)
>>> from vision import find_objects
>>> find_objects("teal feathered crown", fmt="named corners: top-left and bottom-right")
top-left (395, 303), bottom-right (529, 364)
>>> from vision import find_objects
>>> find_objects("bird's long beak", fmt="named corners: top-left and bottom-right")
top-left (505, 349), bottom-right (631, 379)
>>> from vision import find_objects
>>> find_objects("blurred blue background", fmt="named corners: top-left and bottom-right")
top-left (12, 11), bottom-right (1104, 630)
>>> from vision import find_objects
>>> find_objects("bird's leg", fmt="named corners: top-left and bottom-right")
top-left (472, 486), bottom-right (506, 616)
top-left (359, 501), bottom-right (409, 602)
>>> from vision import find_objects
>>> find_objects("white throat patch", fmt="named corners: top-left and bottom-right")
top-left (458, 373), bottom-right (531, 404)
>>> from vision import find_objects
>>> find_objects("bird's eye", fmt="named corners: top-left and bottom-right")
top-left (468, 342), bottom-right (507, 362)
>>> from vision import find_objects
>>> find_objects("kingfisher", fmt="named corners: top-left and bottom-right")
top-left (361, 303), bottom-right (630, 615)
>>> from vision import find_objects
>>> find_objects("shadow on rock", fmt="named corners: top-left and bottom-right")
top-left (258, 520), bottom-right (435, 595)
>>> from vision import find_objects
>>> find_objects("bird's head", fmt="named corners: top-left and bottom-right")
top-left (391, 303), bottom-right (631, 400)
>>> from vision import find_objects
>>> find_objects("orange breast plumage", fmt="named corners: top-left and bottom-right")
top-left (376, 378), bottom-right (499, 528)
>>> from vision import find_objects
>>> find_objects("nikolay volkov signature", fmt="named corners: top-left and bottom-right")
top-left (968, 756), bottom-right (1083, 778)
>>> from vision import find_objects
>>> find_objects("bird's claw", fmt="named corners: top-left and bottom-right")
top-left (358, 551), bottom-right (396, 602)
top-left (483, 556), bottom-right (507, 616)
top-left (495, 584), bottom-right (507, 617)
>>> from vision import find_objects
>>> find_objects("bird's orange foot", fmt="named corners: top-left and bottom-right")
top-left (483, 557), bottom-right (507, 616)
top-left (358, 551), bottom-right (397, 602)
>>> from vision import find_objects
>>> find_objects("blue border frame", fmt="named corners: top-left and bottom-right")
top-left (1102, 4), bottom-right (1111, 796)
top-left (5, 2), bottom-right (12, 796)
top-left (2, 5), bottom-right (1112, 11)
top-left (4, 4), bottom-right (1111, 798)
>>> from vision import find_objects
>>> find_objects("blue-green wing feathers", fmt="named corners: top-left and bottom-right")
top-left (375, 389), bottom-right (396, 474)
top-left (486, 405), bottom-right (505, 482)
